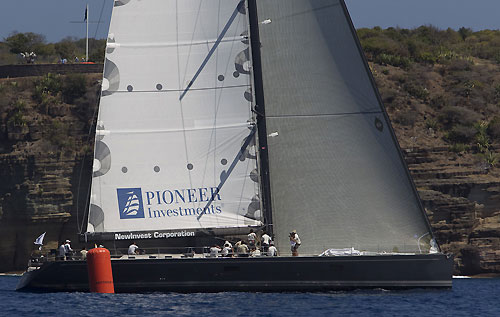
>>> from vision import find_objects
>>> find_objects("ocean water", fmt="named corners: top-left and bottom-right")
top-left (1, 276), bottom-right (498, 316)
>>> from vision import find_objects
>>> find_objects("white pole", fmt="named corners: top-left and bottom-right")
top-left (86, 3), bottom-right (89, 62)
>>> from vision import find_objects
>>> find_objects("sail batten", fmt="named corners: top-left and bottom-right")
top-left (108, 36), bottom-right (246, 48)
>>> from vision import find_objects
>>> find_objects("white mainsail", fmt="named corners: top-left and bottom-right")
top-left (88, 0), bottom-right (261, 233)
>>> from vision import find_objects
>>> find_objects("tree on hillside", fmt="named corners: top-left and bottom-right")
top-left (5, 32), bottom-right (46, 54)
top-left (55, 37), bottom-right (78, 60)
top-left (458, 27), bottom-right (473, 41)
top-left (75, 38), bottom-right (106, 62)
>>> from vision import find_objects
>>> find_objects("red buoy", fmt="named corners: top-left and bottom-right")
top-left (87, 248), bottom-right (115, 293)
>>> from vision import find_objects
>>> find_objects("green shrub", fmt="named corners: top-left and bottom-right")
top-left (417, 51), bottom-right (438, 64)
top-left (494, 85), bottom-right (500, 101)
top-left (445, 125), bottom-right (477, 143)
top-left (449, 143), bottom-right (469, 153)
top-left (394, 111), bottom-right (417, 127)
top-left (475, 121), bottom-right (490, 153)
top-left (425, 118), bottom-right (439, 130)
top-left (482, 150), bottom-right (499, 168)
top-left (7, 99), bottom-right (27, 126)
top-left (458, 27), bottom-right (473, 41)
top-left (447, 58), bottom-right (473, 72)
top-left (438, 106), bottom-right (481, 128)
top-left (8, 111), bottom-right (26, 126)
top-left (429, 95), bottom-right (448, 110)
top-left (403, 83), bottom-right (429, 101)
top-left (487, 116), bottom-right (500, 140)
top-left (14, 99), bottom-right (26, 111)
top-left (46, 119), bottom-right (73, 149)
top-left (375, 53), bottom-right (412, 69)
top-left (62, 74), bottom-right (87, 103)
top-left (33, 73), bottom-right (62, 103)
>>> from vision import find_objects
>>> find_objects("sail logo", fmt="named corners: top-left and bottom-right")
top-left (117, 188), bottom-right (145, 219)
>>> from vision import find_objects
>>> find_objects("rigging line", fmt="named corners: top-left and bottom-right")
top-left (202, 2), bottom-right (245, 227)
top-left (201, 0), bottom-right (222, 227)
top-left (179, 0), bottom-right (244, 101)
top-left (180, 0), bottom-right (203, 89)
top-left (175, 0), bottom-right (196, 211)
top-left (76, 85), bottom-right (101, 233)
top-left (197, 125), bottom-right (256, 221)
top-left (93, 0), bottom-right (107, 38)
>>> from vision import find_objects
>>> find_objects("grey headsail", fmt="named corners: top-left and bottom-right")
top-left (255, 0), bottom-right (434, 254)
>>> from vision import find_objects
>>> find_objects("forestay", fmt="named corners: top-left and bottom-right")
top-left (256, 0), bottom-right (434, 254)
top-left (88, 0), bottom-right (262, 233)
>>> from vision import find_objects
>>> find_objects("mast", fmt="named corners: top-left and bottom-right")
top-left (247, 0), bottom-right (273, 237)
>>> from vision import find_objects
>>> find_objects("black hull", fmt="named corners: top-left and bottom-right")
top-left (16, 254), bottom-right (453, 293)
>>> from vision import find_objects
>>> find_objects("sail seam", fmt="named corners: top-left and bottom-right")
top-left (266, 110), bottom-right (382, 118)
top-left (270, 3), bottom-right (341, 23)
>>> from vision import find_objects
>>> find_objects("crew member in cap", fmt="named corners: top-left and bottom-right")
top-left (64, 239), bottom-right (73, 260)
top-left (289, 230), bottom-right (301, 256)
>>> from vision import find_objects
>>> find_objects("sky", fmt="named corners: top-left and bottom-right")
top-left (1, 0), bottom-right (500, 43)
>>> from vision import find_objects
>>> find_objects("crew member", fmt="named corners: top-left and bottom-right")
top-left (80, 246), bottom-right (88, 260)
top-left (261, 231), bottom-right (271, 253)
top-left (128, 241), bottom-right (139, 255)
top-left (289, 230), bottom-right (301, 256)
top-left (64, 240), bottom-right (73, 260)
top-left (222, 241), bottom-right (233, 257)
top-left (236, 240), bottom-right (249, 256)
top-left (58, 242), bottom-right (66, 260)
top-left (210, 245), bottom-right (222, 257)
top-left (267, 242), bottom-right (278, 256)
top-left (248, 229), bottom-right (257, 248)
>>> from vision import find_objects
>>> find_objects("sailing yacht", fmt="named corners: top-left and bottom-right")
top-left (17, 0), bottom-right (452, 292)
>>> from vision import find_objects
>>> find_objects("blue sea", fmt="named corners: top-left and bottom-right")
top-left (1, 276), bottom-right (498, 316)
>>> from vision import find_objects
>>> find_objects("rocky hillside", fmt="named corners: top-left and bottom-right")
top-left (0, 73), bottom-right (99, 271)
top-left (1, 26), bottom-right (500, 275)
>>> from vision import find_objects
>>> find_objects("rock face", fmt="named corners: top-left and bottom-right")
top-left (1, 62), bottom-right (500, 275)
top-left (0, 74), bottom-right (98, 272)
top-left (402, 146), bottom-right (500, 274)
